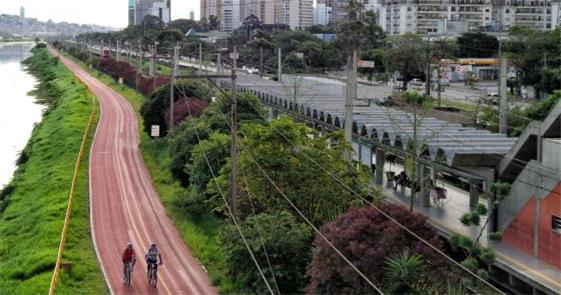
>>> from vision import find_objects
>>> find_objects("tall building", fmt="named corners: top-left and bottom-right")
top-left (221, 0), bottom-right (241, 31)
top-left (19, 6), bottom-right (25, 18)
top-left (314, 2), bottom-right (332, 25)
top-left (129, 0), bottom-right (135, 26)
top-left (283, 0), bottom-right (313, 29)
top-left (201, 0), bottom-right (222, 24)
top-left (495, 0), bottom-right (561, 31)
top-left (379, 0), bottom-right (561, 35)
top-left (134, 0), bottom-right (171, 25)
top-left (189, 10), bottom-right (195, 20)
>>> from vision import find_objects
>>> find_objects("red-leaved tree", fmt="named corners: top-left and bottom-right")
top-left (306, 204), bottom-right (455, 294)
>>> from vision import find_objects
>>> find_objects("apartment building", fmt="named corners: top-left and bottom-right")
top-left (314, 1), bottom-right (332, 25)
top-left (134, 0), bottom-right (171, 25)
top-left (496, 0), bottom-right (561, 31)
top-left (283, 0), bottom-right (314, 29)
top-left (380, 0), bottom-right (493, 34)
top-left (380, 0), bottom-right (560, 34)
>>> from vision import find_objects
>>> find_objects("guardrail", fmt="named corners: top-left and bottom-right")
top-left (48, 90), bottom-right (97, 294)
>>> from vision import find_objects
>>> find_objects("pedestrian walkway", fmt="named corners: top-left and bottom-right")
top-left (375, 163), bottom-right (561, 294)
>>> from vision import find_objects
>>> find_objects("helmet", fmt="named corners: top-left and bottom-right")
top-left (127, 242), bottom-right (133, 248)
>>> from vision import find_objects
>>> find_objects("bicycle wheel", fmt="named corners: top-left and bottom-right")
top-left (126, 263), bottom-right (132, 286)
top-left (150, 267), bottom-right (158, 288)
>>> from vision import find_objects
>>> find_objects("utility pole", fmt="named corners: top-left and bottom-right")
top-left (88, 41), bottom-right (92, 63)
top-left (344, 50), bottom-right (357, 157)
top-left (277, 47), bottom-right (282, 81)
top-left (170, 45), bottom-right (180, 129)
top-left (437, 63), bottom-right (442, 107)
top-left (100, 39), bottom-right (104, 56)
top-left (425, 36), bottom-right (432, 97)
top-left (116, 40), bottom-right (121, 62)
top-left (230, 46), bottom-right (239, 218)
top-left (217, 52), bottom-right (222, 75)
top-left (198, 43), bottom-right (203, 75)
top-left (499, 56), bottom-right (508, 134)
top-left (149, 42), bottom-right (156, 77)
top-left (259, 46), bottom-right (264, 78)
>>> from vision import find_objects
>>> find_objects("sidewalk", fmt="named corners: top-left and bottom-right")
top-left (375, 163), bottom-right (561, 293)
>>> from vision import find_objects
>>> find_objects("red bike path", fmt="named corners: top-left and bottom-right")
top-left (52, 49), bottom-right (217, 295)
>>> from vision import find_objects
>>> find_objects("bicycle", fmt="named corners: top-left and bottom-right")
top-left (148, 262), bottom-right (158, 288)
top-left (123, 261), bottom-right (133, 286)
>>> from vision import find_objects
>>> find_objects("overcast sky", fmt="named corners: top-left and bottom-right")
top-left (0, 0), bottom-right (200, 28)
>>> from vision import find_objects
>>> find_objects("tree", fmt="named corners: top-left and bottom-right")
top-left (168, 18), bottom-right (199, 34)
top-left (359, 48), bottom-right (388, 82)
top-left (173, 132), bottom-right (231, 218)
top-left (306, 204), bottom-right (454, 293)
top-left (334, 5), bottom-right (385, 51)
top-left (140, 80), bottom-right (209, 136)
top-left (208, 15), bottom-right (220, 31)
top-left (186, 132), bottom-right (231, 193)
top-left (219, 211), bottom-right (312, 294)
top-left (283, 53), bottom-right (307, 73)
top-left (208, 117), bottom-right (381, 224)
top-left (386, 34), bottom-right (427, 90)
top-left (167, 92), bottom-right (265, 185)
top-left (456, 33), bottom-right (498, 58)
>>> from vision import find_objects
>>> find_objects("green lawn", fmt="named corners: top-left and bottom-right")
top-left (0, 48), bottom-right (106, 294)
top-left (63, 50), bottom-right (235, 293)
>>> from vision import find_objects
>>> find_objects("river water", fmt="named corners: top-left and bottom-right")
top-left (0, 43), bottom-right (44, 188)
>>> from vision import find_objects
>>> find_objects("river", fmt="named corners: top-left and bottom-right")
top-left (0, 42), bottom-right (44, 188)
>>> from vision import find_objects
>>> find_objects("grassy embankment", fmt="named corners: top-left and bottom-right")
top-left (62, 51), bottom-right (235, 293)
top-left (0, 48), bottom-right (106, 293)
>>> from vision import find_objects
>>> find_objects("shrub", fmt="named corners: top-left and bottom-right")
top-left (219, 211), bottom-right (312, 294)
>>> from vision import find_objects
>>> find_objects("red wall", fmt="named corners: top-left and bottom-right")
top-left (502, 183), bottom-right (561, 269)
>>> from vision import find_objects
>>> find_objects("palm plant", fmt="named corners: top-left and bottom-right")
top-left (384, 250), bottom-right (423, 293)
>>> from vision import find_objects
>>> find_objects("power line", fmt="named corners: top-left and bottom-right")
top-left (183, 83), bottom-right (498, 293)
top-left (180, 92), bottom-right (276, 295)
top-left (197, 79), bottom-right (385, 294)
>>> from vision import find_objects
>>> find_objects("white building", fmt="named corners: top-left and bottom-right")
top-left (135, 0), bottom-right (171, 24)
top-left (283, 0), bottom-right (314, 29)
top-left (221, 0), bottom-right (241, 31)
top-left (380, 0), bottom-right (561, 35)
top-left (314, 3), bottom-right (332, 25)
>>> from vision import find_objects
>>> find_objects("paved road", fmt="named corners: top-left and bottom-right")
top-left (52, 48), bottom-right (216, 295)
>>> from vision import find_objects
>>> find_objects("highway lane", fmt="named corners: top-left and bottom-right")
top-left (51, 48), bottom-right (216, 295)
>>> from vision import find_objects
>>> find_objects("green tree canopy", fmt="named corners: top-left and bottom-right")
top-left (209, 117), bottom-right (380, 224)
top-left (219, 211), bottom-right (312, 294)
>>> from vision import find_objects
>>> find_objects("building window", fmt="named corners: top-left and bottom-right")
top-left (552, 215), bottom-right (561, 233)
top-left (506, 8), bottom-right (510, 13)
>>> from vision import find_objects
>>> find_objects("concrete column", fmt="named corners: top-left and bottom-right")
top-left (469, 183), bottom-right (479, 209)
top-left (533, 197), bottom-right (541, 257)
top-left (420, 164), bottom-right (431, 207)
top-left (375, 148), bottom-right (385, 185)
top-left (149, 46), bottom-right (155, 77)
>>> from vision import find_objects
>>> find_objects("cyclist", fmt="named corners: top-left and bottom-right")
top-left (121, 242), bottom-right (136, 283)
top-left (145, 243), bottom-right (163, 278)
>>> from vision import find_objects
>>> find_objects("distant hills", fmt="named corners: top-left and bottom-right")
top-left (0, 14), bottom-right (116, 37)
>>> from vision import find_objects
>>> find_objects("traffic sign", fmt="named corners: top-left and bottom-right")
top-left (357, 60), bottom-right (375, 68)
top-left (151, 125), bottom-right (160, 138)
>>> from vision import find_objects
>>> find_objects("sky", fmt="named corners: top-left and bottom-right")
top-left (0, 0), bottom-right (200, 28)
